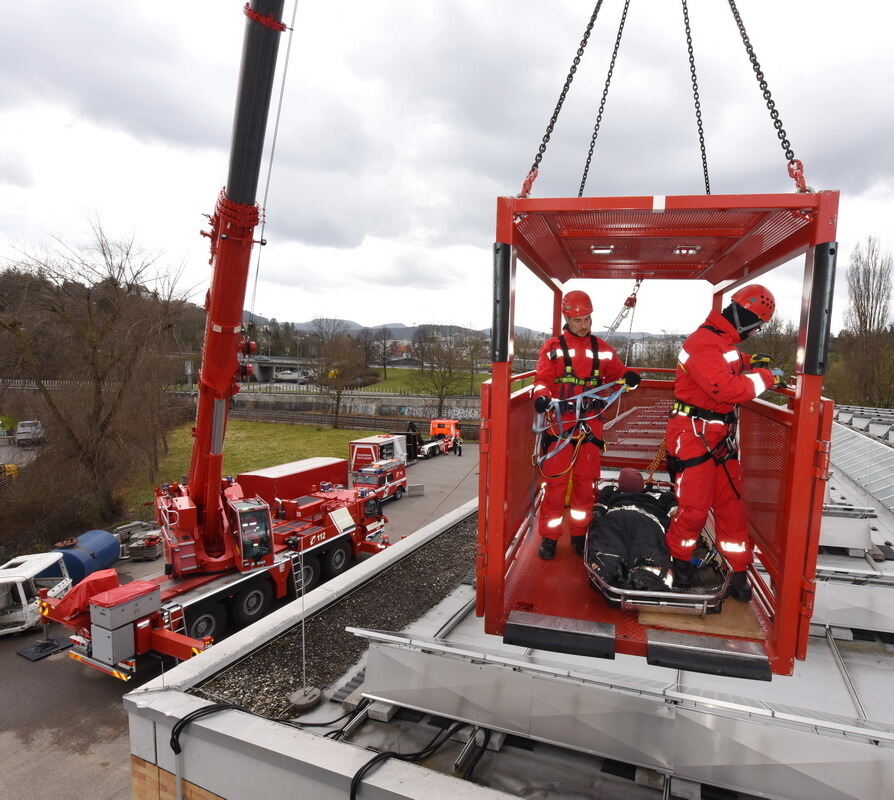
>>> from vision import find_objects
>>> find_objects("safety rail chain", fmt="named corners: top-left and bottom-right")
top-left (228, 407), bottom-right (481, 441)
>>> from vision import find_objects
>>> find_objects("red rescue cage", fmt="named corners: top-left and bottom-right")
top-left (477, 191), bottom-right (839, 679)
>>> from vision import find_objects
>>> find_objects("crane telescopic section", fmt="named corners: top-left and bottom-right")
top-left (163, 0), bottom-right (286, 576)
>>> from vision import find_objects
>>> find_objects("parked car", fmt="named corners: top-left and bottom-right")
top-left (14, 420), bottom-right (44, 447)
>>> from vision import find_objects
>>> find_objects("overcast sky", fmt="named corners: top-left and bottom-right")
top-left (1, 1), bottom-right (891, 338)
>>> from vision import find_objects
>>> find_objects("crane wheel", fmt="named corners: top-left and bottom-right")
top-left (186, 604), bottom-right (227, 641)
top-left (323, 541), bottom-right (353, 578)
top-left (230, 580), bottom-right (274, 627)
top-left (295, 555), bottom-right (321, 595)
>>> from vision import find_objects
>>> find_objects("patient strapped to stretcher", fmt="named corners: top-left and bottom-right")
top-left (586, 468), bottom-right (678, 591)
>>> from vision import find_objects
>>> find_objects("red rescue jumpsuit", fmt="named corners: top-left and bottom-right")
top-left (664, 310), bottom-right (774, 572)
top-left (533, 330), bottom-right (627, 541)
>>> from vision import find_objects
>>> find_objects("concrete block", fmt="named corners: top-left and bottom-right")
top-left (408, 483), bottom-right (425, 496)
top-left (341, 685), bottom-right (366, 712)
top-left (634, 766), bottom-right (666, 790)
top-left (670, 775), bottom-right (701, 800)
top-left (368, 700), bottom-right (398, 722)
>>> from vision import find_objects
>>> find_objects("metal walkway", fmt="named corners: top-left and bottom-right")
top-left (831, 422), bottom-right (894, 512)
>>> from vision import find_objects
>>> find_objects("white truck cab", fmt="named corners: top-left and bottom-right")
top-left (14, 420), bottom-right (44, 447)
top-left (0, 553), bottom-right (72, 635)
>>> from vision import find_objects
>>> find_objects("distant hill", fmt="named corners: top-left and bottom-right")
top-left (243, 311), bottom-right (668, 341)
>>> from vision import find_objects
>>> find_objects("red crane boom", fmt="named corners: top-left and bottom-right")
top-left (159, 0), bottom-right (286, 577)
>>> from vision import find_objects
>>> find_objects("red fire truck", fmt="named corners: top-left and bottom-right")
top-left (350, 458), bottom-right (408, 502)
top-left (39, 2), bottom-right (389, 680)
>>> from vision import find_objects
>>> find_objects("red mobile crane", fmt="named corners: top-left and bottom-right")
top-left (40, 0), bottom-right (389, 680)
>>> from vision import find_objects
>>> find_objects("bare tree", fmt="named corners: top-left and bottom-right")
top-left (0, 224), bottom-right (185, 524)
top-left (740, 317), bottom-right (798, 373)
top-left (514, 329), bottom-right (542, 371)
top-left (459, 331), bottom-right (489, 394)
top-left (842, 237), bottom-right (894, 406)
top-left (374, 327), bottom-right (397, 379)
top-left (356, 328), bottom-right (376, 368)
top-left (638, 334), bottom-right (684, 370)
top-left (411, 326), bottom-right (466, 416)
top-left (846, 236), bottom-right (892, 336)
top-left (311, 318), bottom-right (363, 428)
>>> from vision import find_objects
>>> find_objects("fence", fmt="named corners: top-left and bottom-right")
top-left (229, 407), bottom-right (481, 441)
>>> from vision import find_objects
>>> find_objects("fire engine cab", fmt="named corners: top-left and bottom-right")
top-left (350, 458), bottom-right (407, 502)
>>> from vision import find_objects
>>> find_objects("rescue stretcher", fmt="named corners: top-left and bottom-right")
top-left (583, 536), bottom-right (732, 617)
top-left (536, 386), bottom-right (733, 616)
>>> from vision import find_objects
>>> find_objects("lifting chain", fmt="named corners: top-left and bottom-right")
top-left (578, 0), bottom-right (632, 198)
top-left (727, 0), bottom-right (809, 192)
top-left (520, 1), bottom-right (606, 198)
top-left (681, 0), bottom-right (711, 195)
top-left (605, 278), bottom-right (642, 337)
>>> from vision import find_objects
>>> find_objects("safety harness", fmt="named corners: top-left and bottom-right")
top-left (671, 399), bottom-right (736, 425)
top-left (667, 399), bottom-right (739, 477)
top-left (532, 380), bottom-right (630, 479)
top-left (551, 334), bottom-right (602, 388)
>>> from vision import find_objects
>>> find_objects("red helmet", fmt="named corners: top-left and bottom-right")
top-left (561, 290), bottom-right (593, 318)
top-left (731, 284), bottom-right (775, 323)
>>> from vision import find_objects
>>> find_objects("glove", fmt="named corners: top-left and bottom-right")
top-left (752, 368), bottom-right (775, 391)
top-left (534, 395), bottom-right (550, 413)
top-left (749, 353), bottom-right (773, 368)
top-left (623, 370), bottom-right (641, 389)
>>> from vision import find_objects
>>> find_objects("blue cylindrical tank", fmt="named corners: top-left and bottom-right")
top-left (52, 529), bottom-right (120, 584)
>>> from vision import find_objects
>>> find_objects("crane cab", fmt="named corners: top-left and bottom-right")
top-left (479, 191), bottom-right (839, 679)
top-left (228, 498), bottom-right (274, 569)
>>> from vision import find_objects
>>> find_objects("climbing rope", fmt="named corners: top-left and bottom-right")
top-left (578, 0), bottom-right (632, 197)
top-left (645, 440), bottom-right (667, 484)
top-left (532, 381), bottom-right (632, 476)
top-left (726, 0), bottom-right (809, 191)
top-left (681, 0), bottom-right (711, 194)
top-left (519, 1), bottom-right (606, 198)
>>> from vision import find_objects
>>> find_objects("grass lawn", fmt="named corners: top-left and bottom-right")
top-left (0, 415), bottom-right (16, 435)
top-left (364, 368), bottom-right (490, 394)
top-left (122, 420), bottom-right (375, 517)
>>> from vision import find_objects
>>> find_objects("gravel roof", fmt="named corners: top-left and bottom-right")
top-left (195, 514), bottom-right (478, 717)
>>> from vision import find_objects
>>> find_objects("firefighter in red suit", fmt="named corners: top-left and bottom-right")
top-left (532, 290), bottom-right (640, 560)
top-left (665, 284), bottom-right (783, 601)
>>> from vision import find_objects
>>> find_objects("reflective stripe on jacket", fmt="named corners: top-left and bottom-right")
top-left (532, 331), bottom-right (626, 403)
top-left (674, 310), bottom-right (773, 414)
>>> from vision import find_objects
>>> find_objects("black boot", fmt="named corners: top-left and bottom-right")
top-left (571, 536), bottom-right (585, 557)
top-left (728, 571), bottom-right (752, 602)
top-left (539, 538), bottom-right (557, 560)
top-left (672, 558), bottom-right (693, 589)
top-left (629, 565), bottom-right (668, 592)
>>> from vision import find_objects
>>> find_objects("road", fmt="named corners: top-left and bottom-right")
top-left (0, 438), bottom-right (38, 468)
top-left (0, 444), bottom-right (479, 800)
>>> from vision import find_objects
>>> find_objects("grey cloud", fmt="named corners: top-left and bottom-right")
top-left (378, 253), bottom-right (464, 290)
top-left (0, 4), bottom-right (231, 149)
top-left (0, 151), bottom-right (33, 188)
